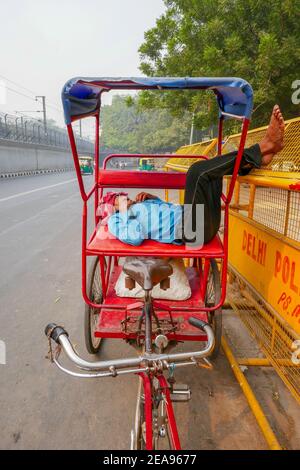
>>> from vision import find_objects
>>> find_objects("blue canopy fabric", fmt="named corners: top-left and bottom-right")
top-left (61, 76), bottom-right (253, 124)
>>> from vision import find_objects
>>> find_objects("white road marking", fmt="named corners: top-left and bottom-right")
top-left (0, 178), bottom-right (77, 203)
top-left (0, 193), bottom-right (77, 238)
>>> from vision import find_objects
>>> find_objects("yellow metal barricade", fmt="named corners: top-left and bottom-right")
top-left (226, 173), bottom-right (300, 404)
top-left (223, 117), bottom-right (300, 177)
top-left (165, 137), bottom-right (218, 173)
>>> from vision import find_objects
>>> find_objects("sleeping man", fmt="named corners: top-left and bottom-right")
top-left (100, 106), bottom-right (285, 247)
top-left (105, 190), bottom-right (184, 246)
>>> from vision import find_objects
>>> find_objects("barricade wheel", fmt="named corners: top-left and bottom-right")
top-left (84, 257), bottom-right (104, 354)
top-left (205, 258), bottom-right (222, 359)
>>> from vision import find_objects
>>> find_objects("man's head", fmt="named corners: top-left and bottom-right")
top-left (114, 194), bottom-right (134, 212)
top-left (98, 191), bottom-right (133, 225)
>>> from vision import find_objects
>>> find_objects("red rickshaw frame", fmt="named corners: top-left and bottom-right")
top-left (62, 76), bottom-right (252, 450)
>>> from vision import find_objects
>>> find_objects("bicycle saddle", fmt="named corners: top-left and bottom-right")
top-left (123, 257), bottom-right (173, 291)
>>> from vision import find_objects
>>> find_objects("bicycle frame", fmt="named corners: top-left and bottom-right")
top-left (46, 318), bottom-right (215, 450)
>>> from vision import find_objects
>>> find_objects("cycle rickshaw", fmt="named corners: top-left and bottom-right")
top-left (45, 77), bottom-right (253, 450)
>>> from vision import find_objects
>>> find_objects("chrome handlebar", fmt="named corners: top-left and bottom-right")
top-left (45, 319), bottom-right (215, 379)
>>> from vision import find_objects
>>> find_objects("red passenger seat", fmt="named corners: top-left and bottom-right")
top-left (87, 225), bottom-right (224, 258)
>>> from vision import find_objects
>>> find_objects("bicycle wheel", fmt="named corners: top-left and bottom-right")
top-left (133, 376), bottom-right (176, 450)
top-left (84, 257), bottom-right (104, 354)
top-left (152, 377), bottom-right (174, 450)
top-left (132, 377), bottom-right (146, 450)
top-left (205, 258), bottom-right (222, 359)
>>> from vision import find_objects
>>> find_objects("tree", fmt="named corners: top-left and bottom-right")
top-left (101, 95), bottom-right (191, 153)
top-left (138, 0), bottom-right (300, 129)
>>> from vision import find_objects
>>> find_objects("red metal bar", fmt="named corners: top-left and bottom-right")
top-left (99, 256), bottom-right (107, 299)
top-left (103, 153), bottom-right (208, 169)
top-left (152, 300), bottom-right (171, 313)
top-left (105, 256), bottom-right (112, 289)
top-left (81, 204), bottom-right (106, 308)
top-left (201, 258), bottom-right (210, 300)
top-left (218, 116), bottom-right (224, 155)
top-left (197, 258), bottom-right (203, 288)
top-left (94, 114), bottom-right (100, 223)
top-left (81, 201), bottom-right (89, 305)
top-left (86, 184), bottom-right (96, 201)
top-left (87, 229), bottom-right (97, 247)
top-left (67, 124), bottom-right (87, 202)
top-left (91, 303), bottom-right (223, 312)
top-left (224, 118), bottom-right (250, 205)
top-left (86, 248), bottom-right (224, 259)
top-left (138, 373), bottom-right (153, 450)
top-left (220, 206), bottom-right (229, 303)
top-left (157, 375), bottom-right (181, 450)
top-left (96, 331), bottom-right (207, 341)
top-left (98, 169), bottom-right (187, 190)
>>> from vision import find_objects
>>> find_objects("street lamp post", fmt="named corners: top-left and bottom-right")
top-left (35, 96), bottom-right (47, 134)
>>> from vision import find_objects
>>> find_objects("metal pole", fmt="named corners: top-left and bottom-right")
top-left (24, 121), bottom-right (28, 141)
top-left (15, 117), bottom-right (19, 140)
top-left (36, 95), bottom-right (47, 134)
top-left (4, 114), bottom-right (8, 137)
top-left (189, 112), bottom-right (195, 145)
top-left (221, 336), bottom-right (281, 450)
top-left (19, 116), bottom-right (24, 141)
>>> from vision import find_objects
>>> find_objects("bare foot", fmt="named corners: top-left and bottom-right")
top-left (259, 105), bottom-right (285, 166)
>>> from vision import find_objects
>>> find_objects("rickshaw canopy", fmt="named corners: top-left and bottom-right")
top-left (62, 76), bottom-right (253, 124)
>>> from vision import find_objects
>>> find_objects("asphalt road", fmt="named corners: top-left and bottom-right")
top-left (0, 172), bottom-right (298, 450)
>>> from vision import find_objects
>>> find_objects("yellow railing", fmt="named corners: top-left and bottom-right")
top-left (224, 175), bottom-right (300, 404)
top-left (165, 138), bottom-right (218, 172)
top-left (228, 175), bottom-right (300, 243)
top-left (223, 117), bottom-right (300, 178)
top-left (166, 116), bottom-right (300, 177)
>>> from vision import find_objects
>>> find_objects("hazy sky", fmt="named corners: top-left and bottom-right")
top-left (0, 0), bottom-right (165, 130)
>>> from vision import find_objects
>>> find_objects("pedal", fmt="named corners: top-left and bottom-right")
top-left (170, 384), bottom-right (191, 402)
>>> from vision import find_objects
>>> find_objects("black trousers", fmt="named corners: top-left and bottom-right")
top-left (182, 144), bottom-right (262, 244)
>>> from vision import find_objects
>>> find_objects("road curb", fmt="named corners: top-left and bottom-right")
top-left (0, 168), bottom-right (74, 179)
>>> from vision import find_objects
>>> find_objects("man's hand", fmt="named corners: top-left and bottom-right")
top-left (135, 192), bottom-right (158, 203)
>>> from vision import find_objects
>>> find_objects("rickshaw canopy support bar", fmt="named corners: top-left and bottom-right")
top-left (61, 76), bottom-right (253, 124)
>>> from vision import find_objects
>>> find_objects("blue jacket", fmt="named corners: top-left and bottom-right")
top-left (108, 198), bottom-right (183, 246)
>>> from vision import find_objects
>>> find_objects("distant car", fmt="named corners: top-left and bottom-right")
top-left (79, 156), bottom-right (94, 175)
